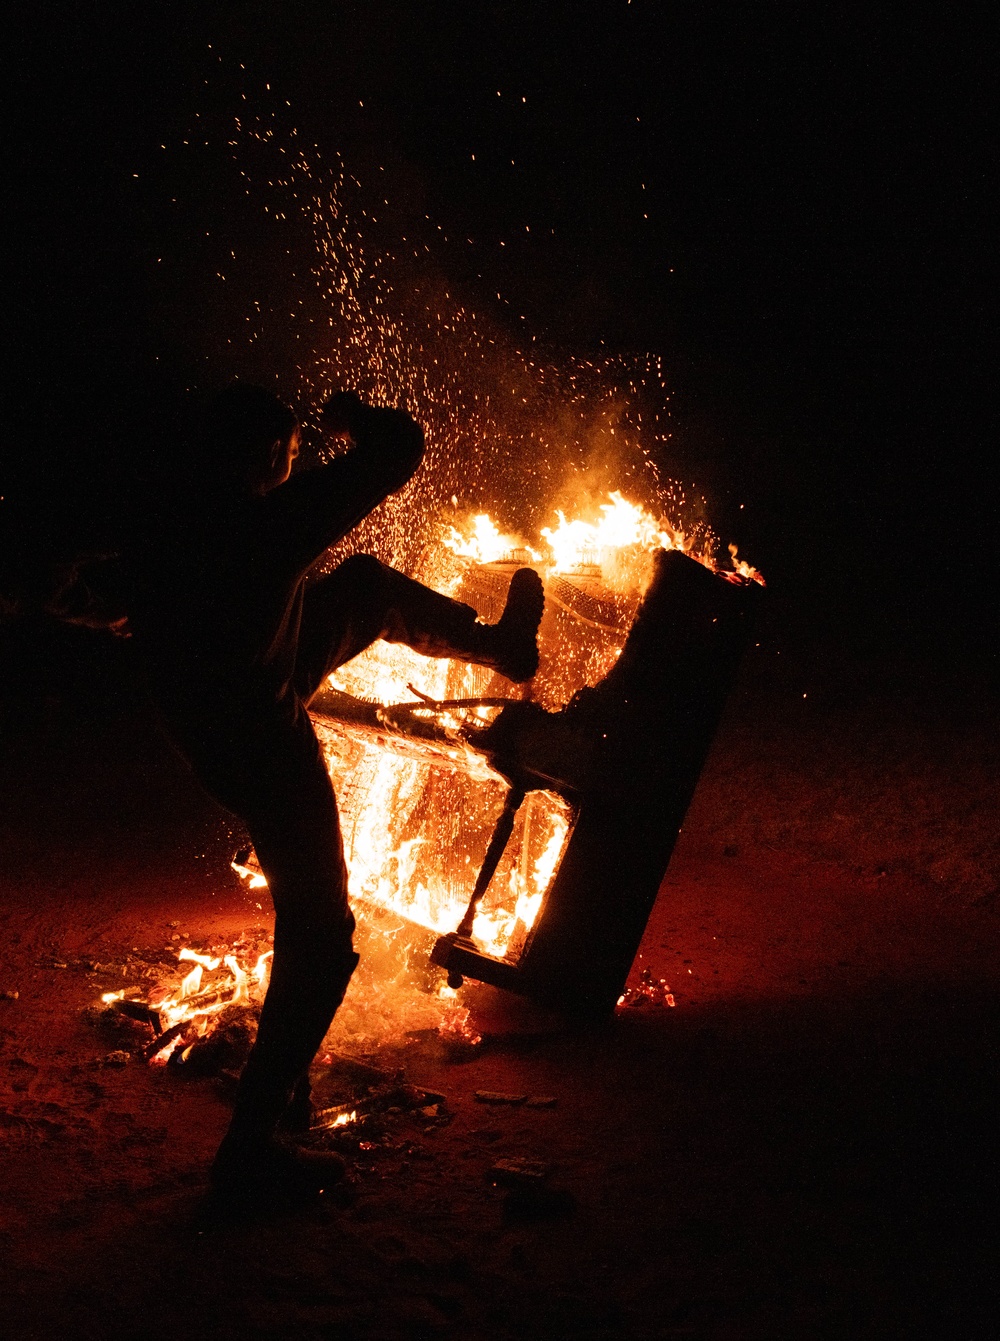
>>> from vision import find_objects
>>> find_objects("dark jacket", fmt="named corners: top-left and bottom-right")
top-left (128, 411), bottom-right (424, 765)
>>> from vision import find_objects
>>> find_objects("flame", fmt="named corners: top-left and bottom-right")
top-left (541, 491), bottom-right (686, 578)
top-left (442, 514), bottom-right (538, 565)
top-left (231, 858), bottom-right (268, 889)
top-left (178, 947), bottom-right (223, 971)
top-left (443, 492), bottom-right (763, 592)
top-left (140, 944), bottom-right (274, 1063)
top-left (727, 542), bottom-right (764, 586)
top-left (511, 816), bottom-right (569, 933)
top-left (252, 951), bottom-right (273, 985)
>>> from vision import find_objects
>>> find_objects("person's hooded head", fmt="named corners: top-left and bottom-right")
top-left (201, 384), bottom-right (300, 494)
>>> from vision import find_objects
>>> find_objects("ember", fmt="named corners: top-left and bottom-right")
top-left (618, 967), bottom-right (677, 1010)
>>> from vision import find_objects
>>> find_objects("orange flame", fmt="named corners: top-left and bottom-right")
top-left (136, 945), bottom-right (274, 1063)
top-left (443, 514), bottom-right (540, 566)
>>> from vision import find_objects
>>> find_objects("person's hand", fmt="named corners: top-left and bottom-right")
top-left (320, 391), bottom-right (365, 438)
top-left (320, 394), bottom-right (423, 469)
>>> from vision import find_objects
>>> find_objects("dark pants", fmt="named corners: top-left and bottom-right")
top-left (293, 552), bottom-right (486, 703)
top-left (226, 555), bottom-right (487, 1139)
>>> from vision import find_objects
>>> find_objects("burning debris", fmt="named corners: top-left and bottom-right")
top-left (618, 967), bottom-right (677, 1010)
top-left (84, 918), bottom-right (482, 1076)
top-left (308, 503), bottom-right (759, 1019)
top-left (312, 1080), bottom-right (446, 1133)
top-left (85, 933), bottom-right (273, 1069)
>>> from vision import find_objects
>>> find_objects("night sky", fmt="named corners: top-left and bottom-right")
top-left (6, 2), bottom-right (994, 661)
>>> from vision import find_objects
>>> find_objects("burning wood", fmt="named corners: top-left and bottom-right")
top-left (91, 942), bottom-right (273, 1068)
top-left (312, 1082), bottom-right (445, 1131)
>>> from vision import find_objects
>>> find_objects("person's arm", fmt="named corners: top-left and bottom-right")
top-left (263, 397), bottom-right (425, 574)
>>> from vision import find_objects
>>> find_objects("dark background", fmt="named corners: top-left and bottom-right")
top-left (4, 1), bottom-right (995, 663)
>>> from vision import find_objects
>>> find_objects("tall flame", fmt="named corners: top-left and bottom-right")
top-left (542, 491), bottom-right (684, 574)
top-left (443, 514), bottom-right (538, 566)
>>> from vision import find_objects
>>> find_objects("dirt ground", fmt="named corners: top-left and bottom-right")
top-left (1, 626), bottom-right (998, 1340)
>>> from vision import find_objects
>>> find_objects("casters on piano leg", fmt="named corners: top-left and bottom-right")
top-left (431, 931), bottom-right (474, 990)
top-left (431, 929), bottom-right (524, 996)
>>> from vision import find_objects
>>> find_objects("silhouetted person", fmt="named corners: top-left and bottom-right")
top-left (126, 386), bottom-right (543, 1204)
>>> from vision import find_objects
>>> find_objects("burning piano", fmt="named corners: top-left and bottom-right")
top-left (292, 504), bottom-right (763, 1020)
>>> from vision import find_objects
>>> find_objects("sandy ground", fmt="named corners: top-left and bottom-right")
top-left (1, 628), bottom-right (998, 1340)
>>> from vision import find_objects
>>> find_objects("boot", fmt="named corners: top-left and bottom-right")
top-left (479, 567), bottom-right (545, 683)
top-left (377, 564), bottom-right (544, 683)
top-left (210, 1128), bottom-right (347, 1208)
top-left (277, 1073), bottom-right (314, 1134)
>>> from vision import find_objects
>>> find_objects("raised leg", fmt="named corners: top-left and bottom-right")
top-left (294, 553), bottom-right (544, 703)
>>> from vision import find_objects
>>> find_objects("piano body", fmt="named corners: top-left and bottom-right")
top-left (307, 548), bottom-right (760, 1018)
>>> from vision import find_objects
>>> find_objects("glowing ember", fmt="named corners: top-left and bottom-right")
top-left (617, 967), bottom-right (677, 1009)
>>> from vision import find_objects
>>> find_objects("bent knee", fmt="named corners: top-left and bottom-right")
top-left (330, 553), bottom-right (396, 630)
top-left (335, 552), bottom-right (386, 592)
